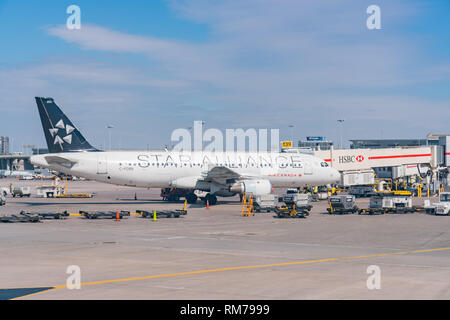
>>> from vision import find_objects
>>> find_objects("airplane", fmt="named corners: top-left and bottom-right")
top-left (30, 97), bottom-right (341, 205)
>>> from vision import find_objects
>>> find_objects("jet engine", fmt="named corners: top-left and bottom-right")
top-left (229, 179), bottom-right (272, 196)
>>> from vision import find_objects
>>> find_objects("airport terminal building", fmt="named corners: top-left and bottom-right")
top-left (298, 137), bottom-right (333, 151)
top-left (350, 134), bottom-right (445, 149)
top-left (291, 134), bottom-right (450, 189)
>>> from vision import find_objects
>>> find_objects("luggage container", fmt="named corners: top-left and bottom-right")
top-left (275, 191), bottom-right (312, 218)
top-left (349, 185), bottom-right (374, 198)
top-left (283, 192), bottom-right (312, 211)
top-left (327, 195), bottom-right (359, 214)
top-left (253, 194), bottom-right (277, 213)
top-left (360, 191), bottom-right (416, 214)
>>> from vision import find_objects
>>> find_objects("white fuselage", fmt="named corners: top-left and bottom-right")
top-left (30, 150), bottom-right (340, 192)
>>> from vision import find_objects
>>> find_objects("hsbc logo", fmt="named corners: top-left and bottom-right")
top-left (339, 155), bottom-right (365, 164)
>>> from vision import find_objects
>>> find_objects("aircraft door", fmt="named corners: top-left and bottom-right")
top-left (97, 155), bottom-right (108, 174)
top-left (304, 162), bottom-right (313, 175)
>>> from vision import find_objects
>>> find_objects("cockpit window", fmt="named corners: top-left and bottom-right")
top-left (320, 162), bottom-right (329, 167)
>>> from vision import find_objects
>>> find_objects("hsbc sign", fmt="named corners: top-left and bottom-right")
top-left (339, 155), bottom-right (365, 164)
top-left (315, 146), bottom-right (434, 172)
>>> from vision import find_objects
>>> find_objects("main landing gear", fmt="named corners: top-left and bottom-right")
top-left (203, 194), bottom-right (217, 206)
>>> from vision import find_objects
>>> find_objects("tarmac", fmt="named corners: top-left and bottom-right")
top-left (0, 178), bottom-right (449, 300)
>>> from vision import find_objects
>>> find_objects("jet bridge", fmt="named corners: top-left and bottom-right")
top-left (314, 145), bottom-right (445, 188)
top-left (314, 146), bottom-right (439, 171)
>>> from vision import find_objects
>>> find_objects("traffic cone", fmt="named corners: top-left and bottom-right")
top-left (206, 199), bottom-right (210, 210)
top-left (115, 210), bottom-right (120, 222)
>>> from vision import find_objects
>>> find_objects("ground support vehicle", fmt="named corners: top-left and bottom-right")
top-left (12, 187), bottom-right (31, 198)
top-left (80, 210), bottom-right (131, 219)
top-left (0, 214), bottom-right (40, 223)
top-left (425, 192), bottom-right (450, 216)
top-left (137, 209), bottom-right (186, 218)
top-left (360, 191), bottom-right (416, 215)
top-left (19, 211), bottom-right (69, 220)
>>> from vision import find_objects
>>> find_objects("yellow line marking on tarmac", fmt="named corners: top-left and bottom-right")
top-left (12, 246), bottom-right (450, 299)
top-left (9, 288), bottom-right (58, 300)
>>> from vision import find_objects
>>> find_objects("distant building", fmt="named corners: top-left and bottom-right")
top-left (349, 139), bottom-right (428, 149)
top-left (349, 134), bottom-right (447, 149)
top-left (298, 136), bottom-right (333, 151)
top-left (0, 136), bottom-right (9, 155)
top-left (32, 148), bottom-right (49, 155)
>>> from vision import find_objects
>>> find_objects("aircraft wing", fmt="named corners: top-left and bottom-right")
top-left (202, 166), bottom-right (255, 184)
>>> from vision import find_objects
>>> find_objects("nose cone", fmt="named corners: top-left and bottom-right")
top-left (331, 168), bottom-right (341, 183)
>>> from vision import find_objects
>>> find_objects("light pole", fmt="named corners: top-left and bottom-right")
top-left (288, 125), bottom-right (294, 142)
top-left (106, 125), bottom-right (114, 151)
top-left (188, 126), bottom-right (193, 152)
top-left (337, 120), bottom-right (345, 149)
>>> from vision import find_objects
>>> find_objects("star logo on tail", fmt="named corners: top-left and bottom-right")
top-left (49, 119), bottom-right (74, 149)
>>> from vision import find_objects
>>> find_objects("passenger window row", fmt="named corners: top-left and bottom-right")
top-left (118, 162), bottom-right (307, 168)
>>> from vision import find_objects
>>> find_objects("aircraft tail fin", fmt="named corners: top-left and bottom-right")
top-left (35, 97), bottom-right (98, 153)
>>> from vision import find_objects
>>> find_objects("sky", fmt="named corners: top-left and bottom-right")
top-left (0, 0), bottom-right (449, 152)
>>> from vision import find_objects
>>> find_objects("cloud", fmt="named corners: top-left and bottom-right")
top-left (48, 24), bottom-right (185, 56)
top-left (46, 2), bottom-right (450, 93)
top-left (0, 61), bottom-right (196, 148)
top-left (1, 0), bottom-right (449, 150)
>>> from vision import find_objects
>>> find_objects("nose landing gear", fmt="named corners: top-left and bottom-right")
top-left (185, 193), bottom-right (198, 204)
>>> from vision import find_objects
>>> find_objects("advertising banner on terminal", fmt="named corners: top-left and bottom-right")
top-left (314, 147), bottom-right (434, 172)
top-left (306, 136), bottom-right (324, 141)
